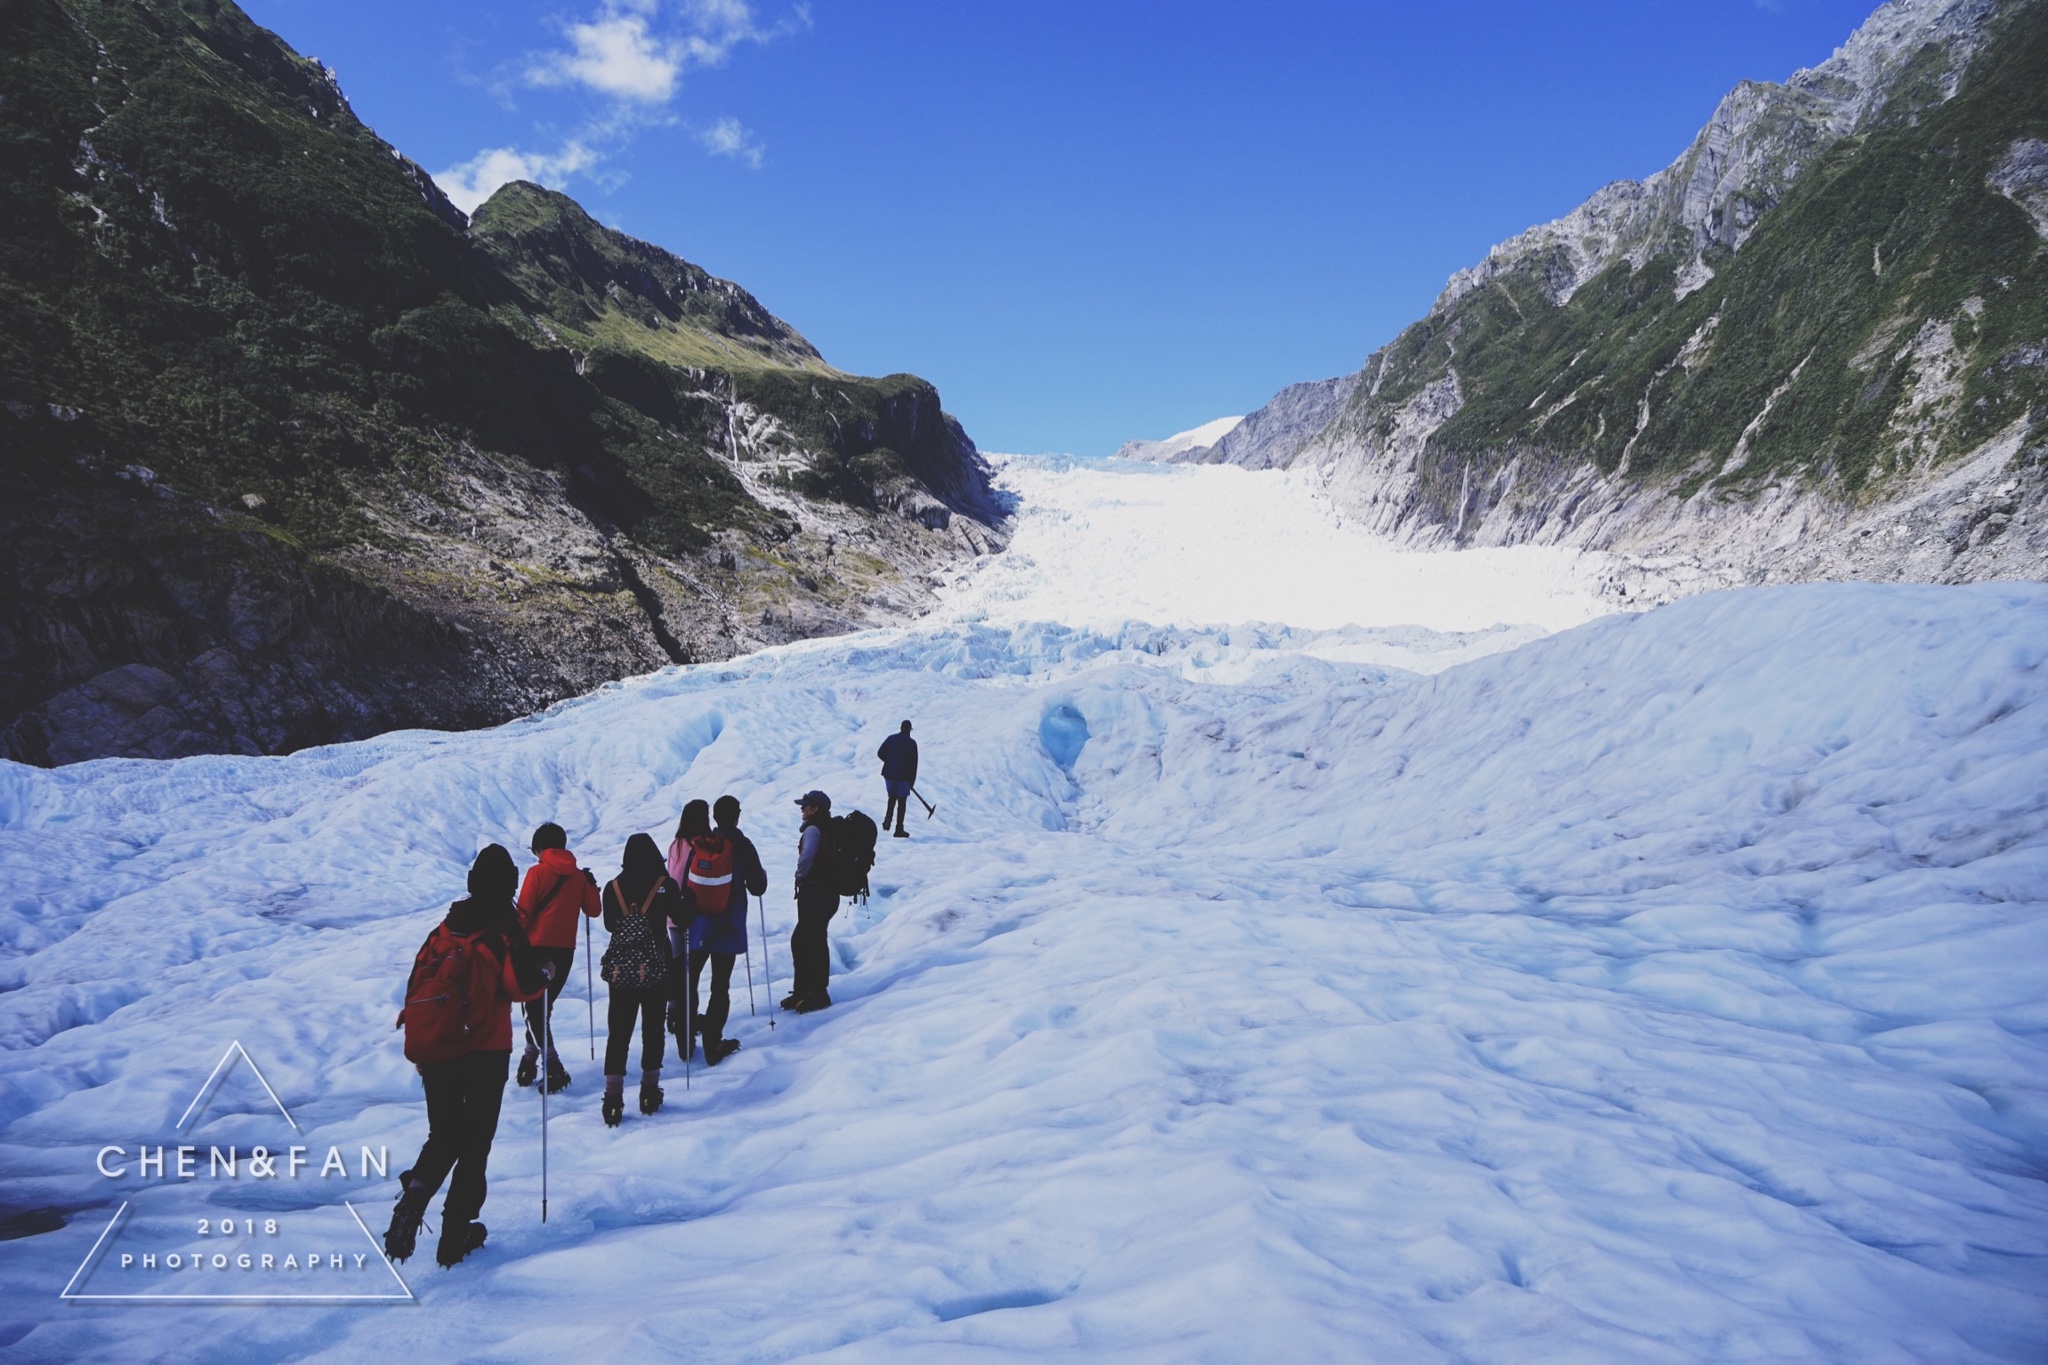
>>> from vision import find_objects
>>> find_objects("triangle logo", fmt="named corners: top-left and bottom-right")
top-left (60, 1040), bottom-right (414, 1303)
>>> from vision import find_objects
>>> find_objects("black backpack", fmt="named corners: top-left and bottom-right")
top-left (829, 811), bottom-right (877, 901)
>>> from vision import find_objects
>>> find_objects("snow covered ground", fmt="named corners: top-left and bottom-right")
top-left (2, 462), bottom-right (2045, 1362)
top-left (939, 457), bottom-right (1624, 646)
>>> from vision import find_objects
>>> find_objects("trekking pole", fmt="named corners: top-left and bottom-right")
top-left (742, 944), bottom-right (758, 1017)
top-left (540, 977), bottom-right (551, 1225)
top-left (759, 896), bottom-right (777, 1029)
top-left (684, 947), bottom-right (693, 1091)
top-left (584, 917), bottom-right (595, 1061)
top-left (911, 786), bottom-right (936, 820)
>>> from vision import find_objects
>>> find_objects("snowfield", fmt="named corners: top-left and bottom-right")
top-left (1, 461), bottom-right (2045, 1362)
top-left (940, 456), bottom-right (1626, 643)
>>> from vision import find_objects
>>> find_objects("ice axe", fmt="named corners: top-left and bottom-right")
top-left (910, 786), bottom-right (936, 820)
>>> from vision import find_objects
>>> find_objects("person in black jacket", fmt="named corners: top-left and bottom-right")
top-left (785, 790), bottom-right (839, 1013)
top-left (387, 844), bottom-right (550, 1268)
top-left (877, 721), bottom-right (918, 838)
top-left (599, 833), bottom-right (690, 1125)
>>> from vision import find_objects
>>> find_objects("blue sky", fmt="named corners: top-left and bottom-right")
top-left (242, 0), bottom-right (1885, 455)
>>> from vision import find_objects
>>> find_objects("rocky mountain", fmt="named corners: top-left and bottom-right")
top-left (1205, 378), bottom-right (1358, 471)
top-left (0, 0), bottom-right (1004, 766)
top-left (1112, 415), bottom-right (1243, 463)
top-left (1204, 0), bottom-right (2047, 595)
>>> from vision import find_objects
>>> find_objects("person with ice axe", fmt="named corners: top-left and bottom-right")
top-left (877, 720), bottom-right (932, 837)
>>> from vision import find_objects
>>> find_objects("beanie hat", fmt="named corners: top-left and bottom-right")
top-left (468, 844), bottom-right (518, 903)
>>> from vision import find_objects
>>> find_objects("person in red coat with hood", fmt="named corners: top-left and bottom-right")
top-left (387, 844), bottom-right (550, 1267)
top-left (515, 822), bottom-right (601, 1093)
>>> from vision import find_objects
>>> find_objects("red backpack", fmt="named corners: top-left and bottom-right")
top-left (400, 925), bottom-right (502, 1066)
top-left (684, 835), bottom-right (736, 914)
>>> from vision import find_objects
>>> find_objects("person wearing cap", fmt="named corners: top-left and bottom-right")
top-left (786, 790), bottom-right (839, 1013)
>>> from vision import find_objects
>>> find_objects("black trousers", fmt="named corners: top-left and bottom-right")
top-left (521, 946), bottom-right (575, 1056)
top-left (408, 1049), bottom-right (510, 1223)
top-left (884, 795), bottom-right (905, 832)
top-left (686, 948), bottom-right (736, 1043)
top-left (790, 886), bottom-right (839, 999)
top-left (604, 985), bottom-right (666, 1077)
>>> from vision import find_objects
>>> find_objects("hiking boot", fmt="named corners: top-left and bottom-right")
top-left (601, 1092), bottom-right (624, 1127)
top-left (893, 828), bottom-right (909, 838)
top-left (383, 1184), bottom-right (430, 1262)
top-left (544, 1059), bottom-right (571, 1094)
top-left (436, 1219), bottom-right (487, 1267)
top-left (779, 992), bottom-right (803, 1010)
top-left (639, 1078), bottom-right (664, 1114)
top-left (515, 1051), bottom-right (539, 1088)
top-left (795, 992), bottom-right (832, 1014)
top-left (704, 1037), bottom-right (741, 1066)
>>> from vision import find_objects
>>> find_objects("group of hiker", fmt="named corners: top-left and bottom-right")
top-left (385, 723), bottom-right (921, 1267)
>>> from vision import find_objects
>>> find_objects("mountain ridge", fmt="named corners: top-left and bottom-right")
top-left (1112, 415), bottom-right (1244, 463)
top-left (1198, 0), bottom-right (2047, 594)
top-left (469, 181), bottom-right (834, 377)
top-left (0, 0), bottom-right (1004, 766)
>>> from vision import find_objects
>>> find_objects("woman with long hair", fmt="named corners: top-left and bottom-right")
top-left (665, 800), bottom-right (711, 1058)
top-left (598, 833), bottom-right (689, 1125)
top-left (667, 796), bottom-right (764, 1066)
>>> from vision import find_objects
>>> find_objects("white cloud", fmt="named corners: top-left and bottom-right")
top-left (677, 0), bottom-right (800, 66)
top-left (526, 0), bottom-right (801, 102)
top-left (441, 2), bottom-right (802, 209)
top-left (433, 140), bottom-right (600, 215)
top-left (528, 3), bottom-right (682, 103)
top-left (699, 116), bottom-right (765, 168)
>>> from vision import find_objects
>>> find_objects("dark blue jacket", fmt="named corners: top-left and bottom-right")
top-left (687, 826), bottom-right (766, 955)
top-left (878, 732), bottom-right (919, 783)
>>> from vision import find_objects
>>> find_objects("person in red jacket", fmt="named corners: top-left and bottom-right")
top-left (386, 844), bottom-right (551, 1267)
top-left (514, 823), bottom-right (601, 1093)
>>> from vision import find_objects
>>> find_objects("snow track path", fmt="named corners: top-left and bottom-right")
top-left (2, 585), bottom-right (2046, 1361)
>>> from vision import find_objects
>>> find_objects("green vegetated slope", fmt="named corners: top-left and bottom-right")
top-left (0, 0), bottom-right (995, 765)
top-left (1331, 0), bottom-right (2048, 539)
top-left (468, 183), bottom-right (989, 528)
top-left (469, 181), bottom-right (830, 376)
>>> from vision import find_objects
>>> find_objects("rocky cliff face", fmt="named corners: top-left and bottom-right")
top-left (1203, 376), bottom-right (1358, 470)
top-left (1211, 0), bottom-right (2047, 596)
top-left (0, 0), bottom-right (1004, 766)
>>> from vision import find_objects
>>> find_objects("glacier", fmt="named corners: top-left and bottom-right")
top-left (0, 459), bottom-right (2044, 1361)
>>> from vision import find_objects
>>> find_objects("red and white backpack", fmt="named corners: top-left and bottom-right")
top-left (684, 835), bottom-right (736, 914)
